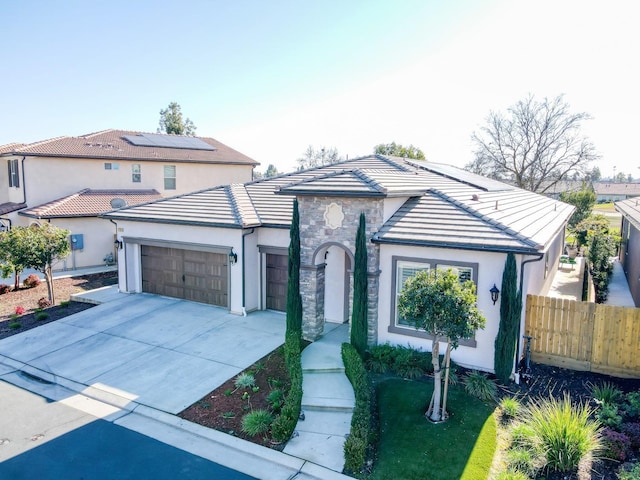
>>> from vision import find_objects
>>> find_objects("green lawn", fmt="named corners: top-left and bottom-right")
top-left (370, 378), bottom-right (496, 480)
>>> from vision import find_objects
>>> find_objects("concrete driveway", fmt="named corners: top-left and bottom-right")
top-left (0, 293), bottom-right (285, 414)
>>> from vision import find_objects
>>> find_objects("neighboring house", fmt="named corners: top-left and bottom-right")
top-left (540, 180), bottom-right (588, 199)
top-left (595, 182), bottom-right (640, 202)
top-left (19, 189), bottom-right (162, 269)
top-left (616, 198), bottom-right (640, 307)
top-left (0, 129), bottom-right (257, 267)
top-left (103, 155), bottom-right (573, 374)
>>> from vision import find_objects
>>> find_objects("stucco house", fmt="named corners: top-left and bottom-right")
top-left (595, 182), bottom-right (640, 203)
top-left (103, 155), bottom-right (573, 373)
top-left (0, 129), bottom-right (257, 268)
top-left (616, 198), bottom-right (640, 307)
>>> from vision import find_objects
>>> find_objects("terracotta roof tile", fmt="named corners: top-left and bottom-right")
top-left (19, 189), bottom-right (162, 219)
top-left (0, 202), bottom-right (27, 215)
top-left (0, 130), bottom-right (258, 166)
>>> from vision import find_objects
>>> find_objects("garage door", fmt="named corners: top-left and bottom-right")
top-left (141, 245), bottom-right (228, 307)
top-left (266, 253), bottom-right (288, 312)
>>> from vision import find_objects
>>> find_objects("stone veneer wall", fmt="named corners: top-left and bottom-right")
top-left (298, 196), bottom-right (384, 343)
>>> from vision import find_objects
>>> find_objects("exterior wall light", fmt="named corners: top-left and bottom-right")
top-left (490, 284), bottom-right (500, 305)
top-left (114, 239), bottom-right (123, 249)
top-left (229, 247), bottom-right (238, 265)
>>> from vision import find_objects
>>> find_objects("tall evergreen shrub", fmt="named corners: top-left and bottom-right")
top-left (494, 253), bottom-right (522, 383)
top-left (351, 213), bottom-right (368, 357)
top-left (286, 200), bottom-right (303, 345)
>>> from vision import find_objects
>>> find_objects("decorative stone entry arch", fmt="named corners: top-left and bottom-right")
top-left (312, 241), bottom-right (354, 326)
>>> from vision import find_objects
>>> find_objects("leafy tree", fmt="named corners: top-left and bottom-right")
top-left (0, 224), bottom-right (70, 304)
top-left (588, 166), bottom-right (602, 182)
top-left (350, 213), bottom-right (368, 357)
top-left (264, 164), bottom-right (279, 178)
top-left (628, 173), bottom-right (634, 183)
top-left (560, 186), bottom-right (596, 228)
top-left (0, 229), bottom-right (28, 290)
top-left (398, 269), bottom-right (486, 422)
top-left (588, 231), bottom-right (616, 303)
top-left (466, 94), bottom-right (599, 193)
top-left (574, 214), bottom-right (609, 248)
top-left (157, 102), bottom-right (196, 136)
top-left (374, 142), bottom-right (425, 160)
top-left (286, 199), bottom-right (302, 349)
top-left (493, 253), bottom-right (522, 383)
top-left (296, 145), bottom-right (342, 170)
top-left (614, 172), bottom-right (627, 183)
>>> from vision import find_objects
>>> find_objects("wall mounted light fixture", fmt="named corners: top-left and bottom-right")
top-left (490, 284), bottom-right (500, 305)
top-left (229, 247), bottom-right (238, 265)
top-left (114, 239), bottom-right (123, 250)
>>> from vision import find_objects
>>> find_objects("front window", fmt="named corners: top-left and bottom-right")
top-left (132, 164), bottom-right (141, 183)
top-left (164, 165), bottom-right (176, 190)
top-left (390, 256), bottom-right (479, 346)
top-left (7, 159), bottom-right (19, 188)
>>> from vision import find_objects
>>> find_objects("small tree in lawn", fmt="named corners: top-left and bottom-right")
top-left (350, 213), bottom-right (368, 357)
top-left (494, 253), bottom-right (522, 383)
top-left (10, 224), bottom-right (70, 304)
top-left (398, 269), bottom-right (486, 422)
top-left (0, 228), bottom-right (28, 290)
top-left (285, 199), bottom-right (303, 358)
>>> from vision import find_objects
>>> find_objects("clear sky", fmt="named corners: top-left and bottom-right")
top-left (2, 0), bottom-right (639, 178)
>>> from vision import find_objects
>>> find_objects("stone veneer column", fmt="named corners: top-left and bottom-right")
top-left (297, 196), bottom-right (383, 345)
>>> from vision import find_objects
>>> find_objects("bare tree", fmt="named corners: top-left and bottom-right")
top-left (466, 95), bottom-right (599, 193)
top-left (296, 145), bottom-right (342, 170)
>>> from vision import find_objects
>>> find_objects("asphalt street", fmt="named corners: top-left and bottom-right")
top-left (0, 380), bottom-right (255, 480)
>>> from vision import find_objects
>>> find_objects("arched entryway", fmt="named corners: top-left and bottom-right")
top-left (312, 242), bottom-right (353, 325)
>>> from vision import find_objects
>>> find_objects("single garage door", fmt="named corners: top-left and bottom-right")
top-left (141, 245), bottom-right (228, 307)
top-left (265, 253), bottom-right (288, 312)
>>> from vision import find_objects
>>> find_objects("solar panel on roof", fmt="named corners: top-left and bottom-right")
top-left (123, 133), bottom-right (216, 151)
top-left (411, 161), bottom-right (513, 192)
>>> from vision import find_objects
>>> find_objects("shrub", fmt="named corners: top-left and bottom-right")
top-left (267, 389), bottom-right (284, 411)
top-left (495, 470), bottom-right (530, 480)
top-left (366, 343), bottom-right (396, 373)
top-left (9, 322), bottom-right (21, 329)
top-left (523, 394), bottom-right (602, 473)
top-left (271, 335), bottom-right (302, 443)
top-left (463, 371), bottom-right (497, 402)
top-left (509, 423), bottom-right (539, 451)
top-left (624, 392), bottom-right (640, 419)
top-left (589, 381), bottom-right (623, 406)
top-left (0, 284), bottom-right (10, 295)
top-left (23, 274), bottom-right (40, 288)
top-left (241, 409), bottom-right (273, 436)
top-left (500, 397), bottom-right (522, 420)
top-left (392, 345), bottom-right (429, 379)
top-left (35, 312), bottom-right (49, 321)
top-left (621, 423), bottom-right (640, 449)
top-left (505, 448), bottom-right (544, 478)
top-left (14, 305), bottom-right (25, 315)
top-left (37, 297), bottom-right (52, 309)
top-left (598, 403), bottom-right (623, 429)
top-left (59, 300), bottom-right (71, 308)
top-left (342, 342), bottom-right (372, 474)
top-left (618, 462), bottom-right (640, 480)
top-left (601, 428), bottom-right (631, 461)
top-left (234, 373), bottom-right (256, 389)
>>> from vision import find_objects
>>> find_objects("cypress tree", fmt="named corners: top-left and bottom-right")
top-left (286, 199), bottom-right (303, 342)
top-left (351, 212), bottom-right (368, 357)
top-left (494, 253), bottom-right (522, 383)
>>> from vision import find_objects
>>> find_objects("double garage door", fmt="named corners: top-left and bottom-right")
top-left (141, 245), bottom-right (228, 307)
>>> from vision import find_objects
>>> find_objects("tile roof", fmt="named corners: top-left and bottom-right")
top-left (595, 182), bottom-right (640, 197)
top-left (103, 155), bottom-right (574, 253)
top-left (19, 189), bottom-right (162, 219)
top-left (0, 202), bottom-right (27, 216)
top-left (0, 130), bottom-right (258, 166)
top-left (616, 198), bottom-right (640, 231)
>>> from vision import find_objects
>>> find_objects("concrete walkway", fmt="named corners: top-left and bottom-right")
top-left (547, 256), bottom-right (585, 300)
top-left (284, 323), bottom-right (354, 472)
top-left (605, 257), bottom-right (636, 307)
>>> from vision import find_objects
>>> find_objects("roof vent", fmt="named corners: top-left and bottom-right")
top-left (472, 194), bottom-right (479, 201)
top-left (110, 198), bottom-right (127, 209)
top-left (495, 200), bottom-right (499, 210)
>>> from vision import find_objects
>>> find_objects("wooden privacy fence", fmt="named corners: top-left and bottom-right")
top-left (525, 294), bottom-right (640, 378)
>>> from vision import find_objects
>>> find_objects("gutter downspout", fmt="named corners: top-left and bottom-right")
top-left (109, 219), bottom-right (126, 292)
top-left (514, 253), bottom-right (545, 377)
top-left (20, 157), bottom-right (27, 205)
top-left (241, 228), bottom-right (255, 316)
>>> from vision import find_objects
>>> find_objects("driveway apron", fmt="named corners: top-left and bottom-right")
top-left (0, 293), bottom-right (286, 414)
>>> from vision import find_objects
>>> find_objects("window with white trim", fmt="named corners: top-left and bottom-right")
top-left (164, 165), bottom-right (176, 190)
top-left (7, 159), bottom-right (19, 188)
top-left (395, 261), bottom-right (430, 326)
top-left (132, 164), bottom-right (141, 183)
